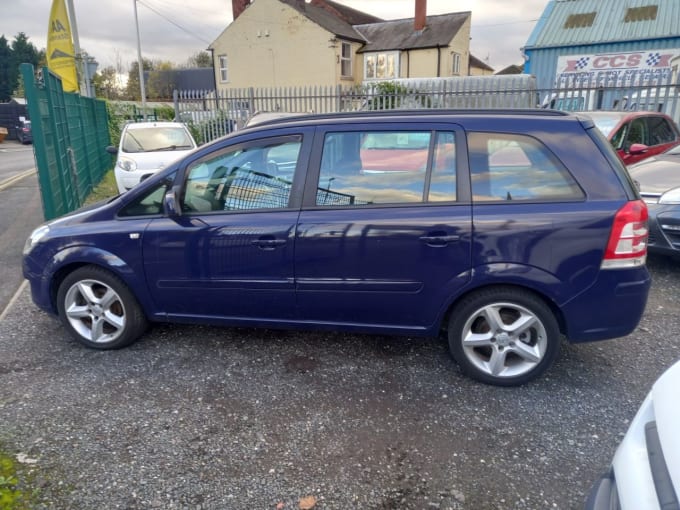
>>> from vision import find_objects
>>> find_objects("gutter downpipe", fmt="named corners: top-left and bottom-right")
top-left (437, 45), bottom-right (441, 77)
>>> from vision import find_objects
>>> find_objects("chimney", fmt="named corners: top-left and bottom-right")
top-left (414, 0), bottom-right (426, 31)
top-left (232, 0), bottom-right (251, 21)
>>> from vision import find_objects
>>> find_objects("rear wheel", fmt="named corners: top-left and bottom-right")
top-left (56, 266), bottom-right (148, 349)
top-left (448, 287), bottom-right (560, 386)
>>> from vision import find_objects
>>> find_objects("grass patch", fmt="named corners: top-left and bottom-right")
top-left (84, 170), bottom-right (118, 205)
top-left (0, 448), bottom-right (34, 509)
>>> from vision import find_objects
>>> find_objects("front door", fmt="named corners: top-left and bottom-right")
top-left (143, 133), bottom-right (308, 322)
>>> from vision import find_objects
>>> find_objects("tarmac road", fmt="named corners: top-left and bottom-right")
top-left (0, 251), bottom-right (678, 509)
top-left (0, 141), bottom-right (43, 314)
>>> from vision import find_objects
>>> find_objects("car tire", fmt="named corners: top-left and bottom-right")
top-left (448, 287), bottom-right (560, 386)
top-left (56, 265), bottom-right (148, 349)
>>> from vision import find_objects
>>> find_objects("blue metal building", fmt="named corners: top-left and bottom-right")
top-left (524, 0), bottom-right (680, 95)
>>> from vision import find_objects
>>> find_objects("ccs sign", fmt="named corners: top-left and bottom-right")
top-left (592, 53), bottom-right (671, 69)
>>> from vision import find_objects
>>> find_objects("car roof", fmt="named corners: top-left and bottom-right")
top-left (240, 108), bottom-right (573, 131)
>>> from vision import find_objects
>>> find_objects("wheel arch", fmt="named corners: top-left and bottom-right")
top-left (440, 281), bottom-right (568, 340)
top-left (45, 246), bottom-right (155, 319)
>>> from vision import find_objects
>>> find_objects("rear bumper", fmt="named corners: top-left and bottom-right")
top-left (561, 266), bottom-right (651, 343)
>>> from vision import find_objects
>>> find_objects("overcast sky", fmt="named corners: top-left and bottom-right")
top-left (0, 0), bottom-right (547, 74)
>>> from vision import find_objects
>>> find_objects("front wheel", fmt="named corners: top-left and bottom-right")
top-left (56, 266), bottom-right (148, 349)
top-left (448, 287), bottom-right (560, 386)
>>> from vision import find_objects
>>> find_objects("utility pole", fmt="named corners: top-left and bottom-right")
top-left (65, 0), bottom-right (91, 96)
top-left (133, 0), bottom-right (148, 120)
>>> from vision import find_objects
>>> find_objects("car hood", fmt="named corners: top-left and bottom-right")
top-left (628, 155), bottom-right (680, 194)
top-left (121, 149), bottom-right (193, 171)
top-left (650, 360), bottom-right (680, 493)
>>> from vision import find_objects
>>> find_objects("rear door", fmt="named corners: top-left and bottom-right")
top-left (294, 123), bottom-right (472, 333)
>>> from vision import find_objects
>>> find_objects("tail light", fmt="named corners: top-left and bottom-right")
top-left (601, 200), bottom-right (648, 269)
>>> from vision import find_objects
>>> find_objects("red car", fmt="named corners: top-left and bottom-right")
top-left (580, 111), bottom-right (680, 166)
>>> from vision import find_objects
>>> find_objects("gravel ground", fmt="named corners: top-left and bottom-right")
top-left (1, 254), bottom-right (679, 509)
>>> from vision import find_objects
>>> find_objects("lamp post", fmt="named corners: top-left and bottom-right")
top-left (133, 0), bottom-right (148, 120)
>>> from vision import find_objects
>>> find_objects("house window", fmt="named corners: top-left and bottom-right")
top-left (624, 5), bottom-right (658, 22)
top-left (564, 12), bottom-right (596, 28)
top-left (452, 53), bottom-right (461, 75)
top-left (340, 42), bottom-right (352, 78)
top-left (219, 55), bottom-right (228, 83)
top-left (364, 52), bottom-right (399, 80)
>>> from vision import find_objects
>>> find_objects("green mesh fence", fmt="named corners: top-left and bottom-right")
top-left (21, 63), bottom-right (111, 220)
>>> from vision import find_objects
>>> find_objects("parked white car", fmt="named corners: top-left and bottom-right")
top-left (586, 359), bottom-right (680, 509)
top-left (108, 121), bottom-right (197, 194)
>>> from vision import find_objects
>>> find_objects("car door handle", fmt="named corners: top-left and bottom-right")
top-left (419, 234), bottom-right (460, 246)
top-left (251, 238), bottom-right (287, 249)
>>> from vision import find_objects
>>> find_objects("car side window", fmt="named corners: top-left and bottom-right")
top-left (647, 117), bottom-right (676, 146)
top-left (118, 173), bottom-right (176, 217)
top-left (182, 137), bottom-right (301, 213)
top-left (469, 132), bottom-right (583, 202)
top-left (429, 132), bottom-right (457, 202)
top-left (625, 119), bottom-right (647, 149)
top-left (315, 130), bottom-right (456, 206)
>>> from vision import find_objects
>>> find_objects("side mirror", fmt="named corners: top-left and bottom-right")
top-left (629, 143), bottom-right (649, 155)
top-left (106, 145), bottom-right (118, 155)
top-left (164, 188), bottom-right (181, 217)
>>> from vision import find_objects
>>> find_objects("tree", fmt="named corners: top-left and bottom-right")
top-left (0, 32), bottom-right (42, 100)
top-left (92, 65), bottom-right (123, 99)
top-left (125, 58), bottom-right (154, 100)
top-left (185, 51), bottom-right (213, 68)
top-left (0, 35), bottom-right (13, 101)
top-left (11, 32), bottom-right (40, 68)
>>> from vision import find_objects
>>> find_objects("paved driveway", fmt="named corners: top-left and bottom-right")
top-left (0, 254), bottom-right (678, 509)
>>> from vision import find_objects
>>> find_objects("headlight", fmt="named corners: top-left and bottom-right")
top-left (659, 187), bottom-right (680, 205)
top-left (23, 224), bottom-right (50, 254)
top-left (116, 157), bottom-right (137, 172)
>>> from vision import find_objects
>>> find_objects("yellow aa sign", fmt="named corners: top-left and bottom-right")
top-left (47, 0), bottom-right (78, 92)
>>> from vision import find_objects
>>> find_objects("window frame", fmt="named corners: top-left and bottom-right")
top-left (303, 123), bottom-right (468, 209)
top-left (452, 52), bottom-right (461, 75)
top-left (340, 41), bottom-right (352, 78)
top-left (467, 131), bottom-right (585, 203)
top-left (363, 51), bottom-right (400, 81)
top-left (218, 54), bottom-right (228, 83)
top-left (180, 134), bottom-right (306, 214)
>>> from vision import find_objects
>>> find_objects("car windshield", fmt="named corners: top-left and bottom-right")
top-left (122, 126), bottom-right (194, 153)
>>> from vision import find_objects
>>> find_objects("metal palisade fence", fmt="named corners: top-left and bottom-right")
top-left (175, 74), bottom-right (680, 145)
top-left (22, 63), bottom-right (111, 221)
top-left (174, 75), bottom-right (541, 144)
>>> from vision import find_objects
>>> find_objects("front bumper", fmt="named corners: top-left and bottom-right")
top-left (646, 203), bottom-right (680, 256)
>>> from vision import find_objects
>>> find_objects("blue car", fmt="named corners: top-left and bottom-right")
top-left (22, 110), bottom-right (651, 386)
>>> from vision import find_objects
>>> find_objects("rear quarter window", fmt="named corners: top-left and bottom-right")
top-left (469, 132), bottom-right (584, 202)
